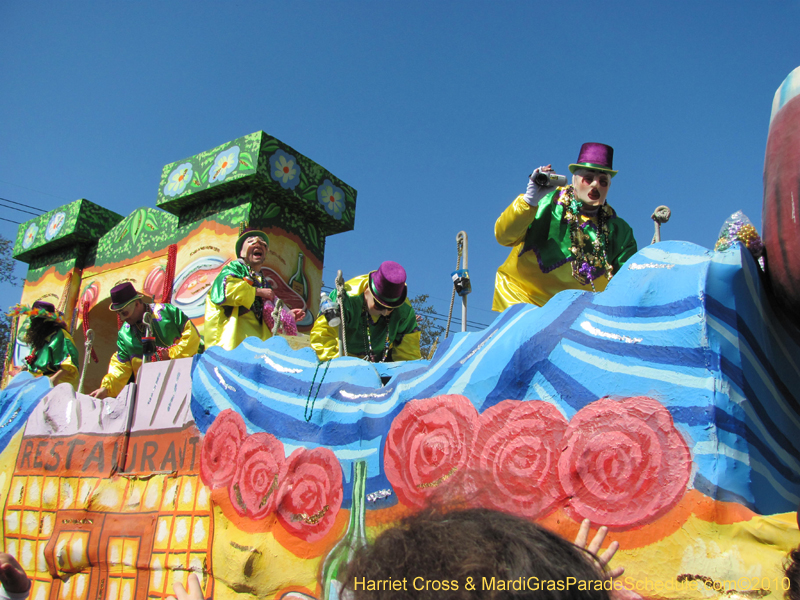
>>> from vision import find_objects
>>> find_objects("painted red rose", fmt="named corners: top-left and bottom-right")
top-left (558, 396), bottom-right (692, 528)
top-left (229, 433), bottom-right (285, 519)
top-left (277, 447), bottom-right (343, 542)
top-left (384, 395), bottom-right (479, 508)
top-left (200, 409), bottom-right (247, 489)
top-left (470, 400), bottom-right (569, 518)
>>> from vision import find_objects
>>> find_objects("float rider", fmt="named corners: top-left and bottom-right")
top-left (493, 142), bottom-right (638, 310)
top-left (7, 301), bottom-right (80, 389)
top-left (310, 261), bottom-right (421, 362)
top-left (89, 283), bottom-right (202, 399)
top-left (204, 229), bottom-right (305, 351)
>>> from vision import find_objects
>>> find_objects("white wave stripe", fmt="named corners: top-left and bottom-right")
top-left (579, 321), bottom-right (642, 343)
top-left (339, 389), bottom-right (391, 400)
top-left (741, 262), bottom-right (800, 380)
top-left (627, 262), bottom-right (675, 270)
top-left (213, 367), bottom-right (236, 392)
top-left (256, 354), bottom-right (302, 374)
top-left (639, 246), bottom-right (713, 266)
top-left (708, 315), bottom-right (800, 433)
top-left (216, 363), bottom-right (404, 417)
top-left (448, 307), bottom-right (539, 395)
top-left (694, 440), bottom-right (750, 465)
top-left (241, 340), bottom-right (365, 370)
top-left (196, 369), bottom-right (239, 417)
top-left (329, 447), bottom-right (378, 460)
top-left (584, 311), bottom-right (702, 332)
top-left (561, 342), bottom-right (715, 390)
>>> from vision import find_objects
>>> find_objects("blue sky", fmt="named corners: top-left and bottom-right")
top-left (1, 2), bottom-right (797, 330)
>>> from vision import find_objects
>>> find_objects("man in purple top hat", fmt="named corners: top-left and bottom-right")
top-left (310, 261), bottom-right (421, 362)
top-left (494, 142), bottom-right (637, 310)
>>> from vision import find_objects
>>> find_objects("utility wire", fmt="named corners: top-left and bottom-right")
top-left (0, 196), bottom-right (46, 213)
top-left (0, 179), bottom-right (68, 202)
top-left (0, 217), bottom-right (21, 225)
top-left (0, 201), bottom-right (43, 217)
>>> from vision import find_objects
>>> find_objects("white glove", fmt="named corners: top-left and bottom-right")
top-left (523, 166), bottom-right (552, 206)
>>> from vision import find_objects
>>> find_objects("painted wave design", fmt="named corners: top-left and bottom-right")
top-left (190, 241), bottom-right (800, 514)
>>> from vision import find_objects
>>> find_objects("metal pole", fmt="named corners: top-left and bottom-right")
top-left (335, 270), bottom-right (347, 357)
top-left (457, 231), bottom-right (468, 332)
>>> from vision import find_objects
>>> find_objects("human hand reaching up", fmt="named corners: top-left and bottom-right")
top-left (166, 573), bottom-right (203, 600)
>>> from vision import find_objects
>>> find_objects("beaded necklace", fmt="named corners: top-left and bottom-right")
top-left (563, 186), bottom-right (614, 291)
top-left (362, 302), bottom-right (391, 363)
top-left (242, 262), bottom-right (266, 324)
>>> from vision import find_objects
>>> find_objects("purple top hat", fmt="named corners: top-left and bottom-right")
top-left (109, 282), bottom-right (144, 311)
top-left (369, 261), bottom-right (408, 309)
top-left (31, 301), bottom-right (56, 314)
top-left (568, 142), bottom-right (618, 178)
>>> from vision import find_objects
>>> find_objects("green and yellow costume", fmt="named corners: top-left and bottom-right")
top-left (204, 259), bottom-right (271, 351)
top-left (310, 274), bottom-right (421, 362)
top-left (25, 329), bottom-right (79, 389)
top-left (101, 303), bottom-right (201, 397)
top-left (493, 189), bottom-right (637, 311)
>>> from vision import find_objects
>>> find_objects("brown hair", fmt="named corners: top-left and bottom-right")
top-left (786, 547), bottom-right (800, 600)
top-left (341, 508), bottom-right (610, 600)
top-left (23, 316), bottom-right (66, 351)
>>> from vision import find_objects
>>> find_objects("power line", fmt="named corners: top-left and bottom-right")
top-left (0, 217), bottom-right (21, 225)
top-left (0, 179), bottom-right (68, 202)
top-left (0, 196), bottom-right (46, 213)
top-left (0, 201), bottom-right (43, 217)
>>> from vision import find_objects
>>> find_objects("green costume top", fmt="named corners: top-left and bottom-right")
top-left (310, 274), bottom-right (421, 362)
top-left (493, 188), bottom-right (638, 310)
top-left (204, 259), bottom-right (272, 351)
top-left (25, 329), bottom-right (79, 389)
top-left (101, 303), bottom-right (201, 397)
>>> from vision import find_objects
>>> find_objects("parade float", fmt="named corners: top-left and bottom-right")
top-left (1, 68), bottom-right (800, 600)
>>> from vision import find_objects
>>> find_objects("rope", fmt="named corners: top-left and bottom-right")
top-left (335, 271), bottom-right (348, 357)
top-left (304, 360), bottom-right (330, 422)
top-left (271, 298), bottom-right (285, 336)
top-left (651, 206), bottom-right (671, 244)
top-left (445, 238), bottom-right (463, 338)
top-left (78, 329), bottom-right (94, 394)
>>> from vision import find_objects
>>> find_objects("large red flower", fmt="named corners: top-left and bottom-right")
top-left (384, 395), bottom-right (479, 508)
top-left (558, 396), bottom-right (692, 528)
top-left (470, 400), bottom-right (568, 518)
top-left (200, 409), bottom-right (247, 489)
top-left (229, 433), bottom-right (285, 519)
top-left (277, 447), bottom-right (343, 542)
